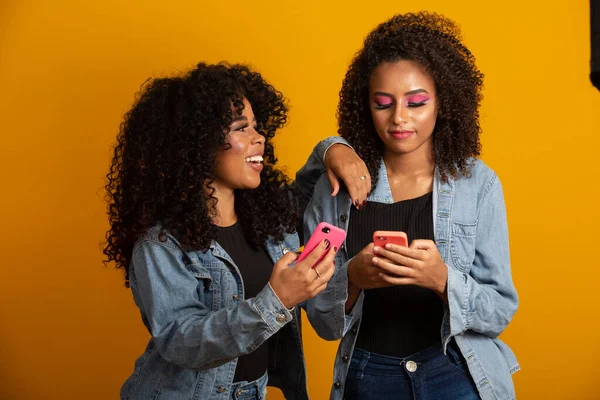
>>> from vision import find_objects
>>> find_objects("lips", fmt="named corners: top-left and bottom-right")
top-left (244, 154), bottom-right (264, 172)
top-left (389, 130), bottom-right (414, 139)
top-left (244, 155), bottom-right (264, 163)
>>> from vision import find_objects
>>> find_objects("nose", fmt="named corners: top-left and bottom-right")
top-left (393, 104), bottom-right (409, 125)
top-left (252, 129), bottom-right (265, 145)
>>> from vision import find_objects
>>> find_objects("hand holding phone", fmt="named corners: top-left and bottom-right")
top-left (373, 231), bottom-right (408, 248)
top-left (298, 222), bottom-right (346, 268)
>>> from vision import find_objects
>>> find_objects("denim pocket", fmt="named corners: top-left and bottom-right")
top-left (450, 221), bottom-right (477, 273)
top-left (187, 262), bottom-right (218, 310)
top-left (444, 342), bottom-right (470, 375)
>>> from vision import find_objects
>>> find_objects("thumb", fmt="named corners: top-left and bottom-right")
top-left (409, 239), bottom-right (436, 250)
top-left (274, 251), bottom-right (299, 271)
top-left (327, 169), bottom-right (340, 196)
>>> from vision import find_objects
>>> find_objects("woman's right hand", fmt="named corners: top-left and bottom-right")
top-left (269, 240), bottom-right (336, 309)
top-left (347, 243), bottom-right (397, 290)
top-left (345, 243), bottom-right (398, 313)
top-left (324, 144), bottom-right (371, 208)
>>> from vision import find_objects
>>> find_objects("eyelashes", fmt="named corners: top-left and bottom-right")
top-left (231, 124), bottom-right (259, 132)
top-left (373, 97), bottom-right (430, 109)
top-left (373, 95), bottom-right (393, 109)
top-left (406, 100), bottom-right (428, 108)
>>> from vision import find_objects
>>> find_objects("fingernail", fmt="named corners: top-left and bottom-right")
top-left (324, 239), bottom-right (330, 248)
top-left (334, 246), bottom-right (338, 251)
top-left (362, 200), bottom-right (367, 207)
top-left (354, 199), bottom-right (360, 208)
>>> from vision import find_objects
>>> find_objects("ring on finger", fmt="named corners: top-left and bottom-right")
top-left (314, 268), bottom-right (322, 279)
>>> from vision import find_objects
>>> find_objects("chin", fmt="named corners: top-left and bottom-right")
top-left (246, 179), bottom-right (262, 190)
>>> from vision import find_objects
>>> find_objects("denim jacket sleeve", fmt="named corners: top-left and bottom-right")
top-left (294, 136), bottom-right (352, 220)
top-left (446, 174), bottom-right (518, 339)
top-left (130, 239), bottom-right (293, 370)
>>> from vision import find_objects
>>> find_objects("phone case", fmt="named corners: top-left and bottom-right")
top-left (297, 222), bottom-right (346, 268)
top-left (373, 231), bottom-right (408, 247)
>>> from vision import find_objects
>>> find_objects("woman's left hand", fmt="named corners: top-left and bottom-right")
top-left (372, 240), bottom-right (448, 301)
top-left (324, 144), bottom-right (371, 209)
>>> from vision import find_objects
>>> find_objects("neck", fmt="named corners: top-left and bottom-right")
top-left (383, 148), bottom-right (435, 180)
top-left (210, 185), bottom-right (237, 227)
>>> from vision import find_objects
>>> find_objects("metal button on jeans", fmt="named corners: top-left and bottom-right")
top-left (232, 294), bottom-right (239, 300)
top-left (276, 313), bottom-right (286, 323)
top-left (217, 385), bottom-right (226, 393)
top-left (405, 360), bottom-right (417, 372)
top-left (235, 387), bottom-right (242, 397)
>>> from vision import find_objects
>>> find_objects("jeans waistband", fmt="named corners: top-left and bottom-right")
top-left (231, 371), bottom-right (268, 400)
top-left (352, 340), bottom-right (463, 374)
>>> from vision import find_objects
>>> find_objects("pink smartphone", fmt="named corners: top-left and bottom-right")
top-left (373, 231), bottom-right (408, 247)
top-left (297, 222), bottom-right (346, 268)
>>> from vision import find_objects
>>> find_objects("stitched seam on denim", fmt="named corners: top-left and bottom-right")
top-left (123, 349), bottom-right (152, 399)
top-left (482, 172), bottom-right (498, 199)
top-left (152, 362), bottom-right (173, 399)
top-left (191, 368), bottom-right (205, 400)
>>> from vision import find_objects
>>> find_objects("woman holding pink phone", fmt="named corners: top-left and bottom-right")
top-left (104, 62), bottom-right (367, 400)
top-left (300, 12), bottom-right (519, 400)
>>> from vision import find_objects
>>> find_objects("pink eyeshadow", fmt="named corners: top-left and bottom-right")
top-left (406, 95), bottom-right (429, 103)
top-left (373, 95), bottom-right (393, 106)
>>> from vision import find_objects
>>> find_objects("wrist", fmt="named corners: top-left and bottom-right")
top-left (268, 281), bottom-right (294, 310)
top-left (435, 267), bottom-right (449, 303)
top-left (324, 143), bottom-right (354, 166)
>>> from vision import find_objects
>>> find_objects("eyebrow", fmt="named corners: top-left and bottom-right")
top-left (231, 116), bottom-right (258, 124)
top-left (373, 89), bottom-right (429, 97)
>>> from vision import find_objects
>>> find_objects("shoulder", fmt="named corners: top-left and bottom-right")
top-left (281, 231), bottom-right (301, 252)
top-left (134, 225), bottom-right (186, 254)
top-left (454, 158), bottom-right (501, 196)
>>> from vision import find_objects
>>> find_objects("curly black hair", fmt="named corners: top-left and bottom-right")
top-left (338, 12), bottom-right (484, 184)
top-left (104, 62), bottom-right (297, 286)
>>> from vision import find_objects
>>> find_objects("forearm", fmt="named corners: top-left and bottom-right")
top-left (151, 283), bottom-right (293, 370)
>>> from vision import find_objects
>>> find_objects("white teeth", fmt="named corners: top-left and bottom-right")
top-left (244, 156), bottom-right (263, 163)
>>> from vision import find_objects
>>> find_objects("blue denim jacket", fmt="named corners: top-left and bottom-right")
top-left (298, 138), bottom-right (520, 400)
top-left (121, 138), bottom-right (350, 400)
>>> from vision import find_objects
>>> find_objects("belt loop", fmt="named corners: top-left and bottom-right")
top-left (446, 340), bottom-right (463, 365)
top-left (356, 349), bottom-right (371, 380)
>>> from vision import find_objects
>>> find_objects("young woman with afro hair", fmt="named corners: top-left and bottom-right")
top-left (104, 62), bottom-right (369, 400)
top-left (301, 12), bottom-right (519, 400)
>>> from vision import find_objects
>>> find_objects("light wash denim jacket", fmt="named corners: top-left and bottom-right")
top-left (298, 138), bottom-right (520, 400)
top-left (121, 142), bottom-right (347, 400)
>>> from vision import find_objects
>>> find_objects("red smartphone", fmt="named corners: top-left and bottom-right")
top-left (297, 222), bottom-right (346, 268)
top-left (373, 231), bottom-right (408, 248)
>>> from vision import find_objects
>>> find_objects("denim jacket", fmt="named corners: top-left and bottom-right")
top-left (121, 142), bottom-right (347, 399)
top-left (298, 138), bottom-right (520, 400)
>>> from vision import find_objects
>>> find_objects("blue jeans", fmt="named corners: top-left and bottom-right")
top-left (344, 341), bottom-right (480, 400)
top-left (230, 372), bottom-right (268, 400)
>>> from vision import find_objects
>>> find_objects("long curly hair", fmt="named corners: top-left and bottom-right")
top-left (338, 12), bottom-right (484, 184)
top-left (104, 62), bottom-right (297, 286)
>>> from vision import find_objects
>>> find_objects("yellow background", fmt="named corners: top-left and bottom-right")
top-left (1, 0), bottom-right (599, 398)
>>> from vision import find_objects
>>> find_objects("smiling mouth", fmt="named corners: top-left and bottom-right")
top-left (244, 156), bottom-right (264, 164)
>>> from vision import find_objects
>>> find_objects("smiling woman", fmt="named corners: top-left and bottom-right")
top-left (102, 62), bottom-right (368, 399)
